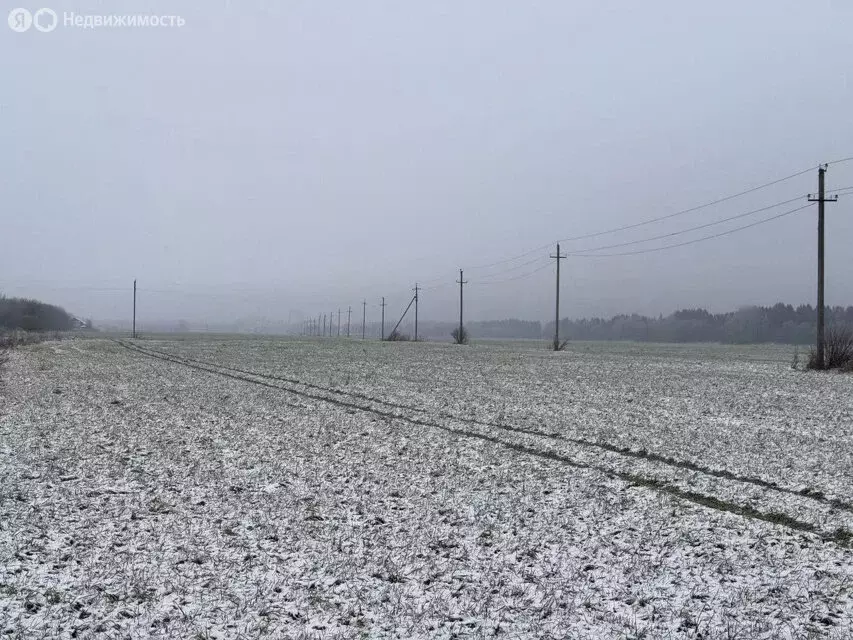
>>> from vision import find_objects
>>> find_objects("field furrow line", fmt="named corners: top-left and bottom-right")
top-left (115, 339), bottom-right (853, 546)
top-left (118, 340), bottom-right (853, 515)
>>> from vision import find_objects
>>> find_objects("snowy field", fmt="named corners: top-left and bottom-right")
top-left (1, 336), bottom-right (852, 639)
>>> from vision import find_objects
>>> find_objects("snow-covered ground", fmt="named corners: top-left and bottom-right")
top-left (1, 337), bottom-right (852, 638)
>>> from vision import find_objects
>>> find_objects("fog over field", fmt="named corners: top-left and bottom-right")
top-left (2, 1), bottom-right (853, 327)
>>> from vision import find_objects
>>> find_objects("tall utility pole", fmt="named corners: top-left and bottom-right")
top-left (323, 314), bottom-right (327, 337)
top-left (413, 283), bottom-right (420, 341)
top-left (337, 309), bottom-right (341, 336)
top-left (550, 244), bottom-right (567, 348)
top-left (809, 164), bottom-right (838, 369)
top-left (317, 314), bottom-right (321, 337)
top-left (380, 297), bottom-right (387, 340)
top-left (330, 310), bottom-right (334, 336)
top-left (457, 269), bottom-right (467, 342)
top-left (347, 306), bottom-right (352, 337)
top-left (362, 300), bottom-right (367, 340)
top-left (132, 279), bottom-right (137, 339)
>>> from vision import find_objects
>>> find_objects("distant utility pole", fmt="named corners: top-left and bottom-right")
top-left (550, 244), bottom-right (567, 348)
top-left (380, 297), bottom-right (387, 340)
top-left (323, 314), bottom-right (327, 337)
top-left (808, 164), bottom-right (838, 369)
top-left (362, 300), bottom-right (367, 340)
top-left (457, 269), bottom-right (467, 341)
top-left (317, 314), bottom-right (321, 337)
top-left (132, 279), bottom-right (137, 339)
top-left (347, 306), bottom-right (352, 337)
top-left (337, 309), bottom-right (341, 337)
top-left (413, 283), bottom-right (420, 341)
top-left (331, 310), bottom-right (335, 336)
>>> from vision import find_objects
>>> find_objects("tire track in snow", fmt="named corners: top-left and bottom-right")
top-left (114, 339), bottom-right (852, 546)
top-left (117, 339), bottom-right (853, 516)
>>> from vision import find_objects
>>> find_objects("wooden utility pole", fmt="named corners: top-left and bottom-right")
top-left (413, 283), bottom-right (420, 341)
top-left (132, 279), bottom-right (137, 338)
top-left (323, 314), bottom-right (327, 337)
top-left (550, 244), bottom-right (567, 348)
top-left (380, 297), bottom-right (387, 340)
top-left (347, 306), bottom-right (352, 337)
top-left (809, 164), bottom-right (838, 369)
top-left (457, 269), bottom-right (467, 343)
top-left (337, 309), bottom-right (341, 336)
top-left (362, 300), bottom-right (367, 340)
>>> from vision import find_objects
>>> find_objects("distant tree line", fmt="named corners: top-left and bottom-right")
top-left (545, 304), bottom-right (853, 345)
top-left (0, 295), bottom-right (78, 332)
top-left (331, 305), bottom-right (851, 344)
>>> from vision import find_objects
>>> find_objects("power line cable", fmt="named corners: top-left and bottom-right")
top-left (300, 167), bottom-right (853, 300)
top-left (474, 261), bottom-right (553, 286)
top-left (568, 203), bottom-right (815, 258)
top-left (570, 195), bottom-right (804, 254)
top-left (464, 162), bottom-right (831, 272)
top-left (473, 255), bottom-right (547, 280)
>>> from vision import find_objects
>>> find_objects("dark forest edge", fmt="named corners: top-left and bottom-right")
top-left (471, 304), bottom-right (853, 344)
top-left (0, 294), bottom-right (92, 348)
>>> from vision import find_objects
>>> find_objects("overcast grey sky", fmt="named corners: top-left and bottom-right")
top-left (1, 0), bottom-right (852, 326)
